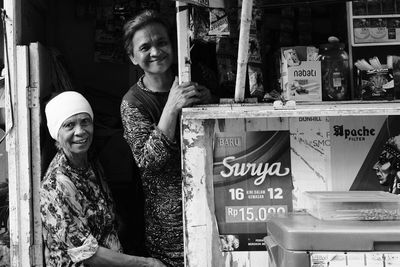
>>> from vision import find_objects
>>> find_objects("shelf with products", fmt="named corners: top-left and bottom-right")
top-left (348, 1), bottom-right (400, 46)
top-left (346, 2), bottom-right (400, 102)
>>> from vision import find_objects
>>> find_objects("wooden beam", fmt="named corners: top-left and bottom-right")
top-left (4, 0), bottom-right (33, 265)
top-left (181, 119), bottom-right (224, 267)
top-left (29, 42), bottom-right (44, 267)
top-left (181, 102), bottom-right (400, 120)
top-left (176, 1), bottom-right (191, 84)
top-left (234, 0), bottom-right (253, 102)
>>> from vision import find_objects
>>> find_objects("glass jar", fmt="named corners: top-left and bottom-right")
top-left (319, 43), bottom-right (350, 101)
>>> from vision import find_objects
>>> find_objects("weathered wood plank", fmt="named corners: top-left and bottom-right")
top-left (7, 45), bottom-right (32, 267)
top-left (176, 1), bottom-right (191, 84)
top-left (183, 103), bottom-right (400, 120)
top-left (29, 42), bottom-right (46, 267)
top-left (234, 0), bottom-right (253, 102)
top-left (182, 119), bottom-right (224, 267)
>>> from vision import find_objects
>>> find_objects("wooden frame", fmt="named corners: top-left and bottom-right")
top-left (181, 102), bottom-right (400, 266)
top-left (176, 1), bottom-right (400, 266)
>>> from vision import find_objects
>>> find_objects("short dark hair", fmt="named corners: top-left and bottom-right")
top-left (123, 9), bottom-right (171, 57)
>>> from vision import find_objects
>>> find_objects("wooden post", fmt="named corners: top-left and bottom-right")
top-left (234, 0), bottom-right (253, 102)
top-left (4, 0), bottom-right (34, 265)
top-left (7, 45), bottom-right (33, 267)
top-left (29, 42), bottom-right (45, 267)
top-left (176, 1), bottom-right (191, 84)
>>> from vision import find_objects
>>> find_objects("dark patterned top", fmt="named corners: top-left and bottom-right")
top-left (40, 151), bottom-right (122, 267)
top-left (120, 82), bottom-right (183, 267)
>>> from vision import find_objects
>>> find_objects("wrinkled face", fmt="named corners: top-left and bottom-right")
top-left (373, 161), bottom-right (395, 186)
top-left (57, 113), bottom-right (93, 158)
top-left (129, 23), bottom-right (173, 75)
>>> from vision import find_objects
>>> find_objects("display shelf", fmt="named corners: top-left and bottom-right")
top-left (353, 14), bottom-right (400, 19)
top-left (352, 42), bottom-right (400, 46)
top-left (348, 2), bottom-right (400, 46)
top-left (182, 101), bottom-right (400, 120)
top-left (181, 101), bottom-right (400, 267)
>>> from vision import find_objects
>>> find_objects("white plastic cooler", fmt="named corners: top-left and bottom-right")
top-left (265, 213), bottom-right (400, 267)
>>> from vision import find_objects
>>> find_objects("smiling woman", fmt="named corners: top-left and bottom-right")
top-left (40, 91), bottom-right (165, 267)
top-left (120, 9), bottom-right (215, 267)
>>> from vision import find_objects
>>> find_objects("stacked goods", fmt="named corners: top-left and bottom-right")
top-left (188, 2), bottom-right (346, 101)
top-left (189, 1), bottom-right (266, 100)
top-left (355, 56), bottom-right (395, 100)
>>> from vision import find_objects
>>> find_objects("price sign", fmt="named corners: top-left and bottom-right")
top-left (213, 131), bottom-right (293, 251)
top-left (225, 205), bottom-right (287, 223)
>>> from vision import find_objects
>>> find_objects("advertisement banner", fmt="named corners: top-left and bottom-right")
top-left (289, 115), bottom-right (400, 211)
top-left (331, 115), bottom-right (400, 194)
top-left (213, 131), bottom-right (293, 251)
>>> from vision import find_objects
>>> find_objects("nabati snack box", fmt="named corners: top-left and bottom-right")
top-left (280, 46), bottom-right (322, 102)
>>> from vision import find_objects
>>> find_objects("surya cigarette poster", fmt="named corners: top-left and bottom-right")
top-left (213, 131), bottom-right (293, 251)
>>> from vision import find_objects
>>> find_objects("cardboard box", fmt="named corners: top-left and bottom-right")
top-left (280, 46), bottom-right (322, 102)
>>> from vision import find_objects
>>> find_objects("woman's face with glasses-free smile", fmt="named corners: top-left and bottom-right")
top-left (129, 22), bottom-right (173, 75)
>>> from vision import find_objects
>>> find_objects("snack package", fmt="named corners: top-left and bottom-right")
top-left (190, 7), bottom-right (216, 42)
top-left (280, 46), bottom-right (322, 102)
top-left (283, 48), bottom-right (300, 67)
top-left (307, 46), bottom-right (320, 61)
top-left (248, 64), bottom-right (264, 98)
top-left (248, 35), bottom-right (262, 64)
top-left (209, 8), bottom-right (230, 36)
top-left (355, 56), bottom-right (395, 100)
top-left (358, 69), bottom-right (394, 100)
top-left (216, 37), bottom-right (237, 92)
top-left (217, 54), bottom-right (236, 86)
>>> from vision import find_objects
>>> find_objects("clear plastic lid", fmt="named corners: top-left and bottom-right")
top-left (319, 42), bottom-right (345, 50)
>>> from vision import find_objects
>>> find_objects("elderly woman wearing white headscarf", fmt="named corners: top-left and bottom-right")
top-left (40, 91), bottom-right (166, 267)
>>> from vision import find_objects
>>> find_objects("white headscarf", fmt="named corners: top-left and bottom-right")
top-left (45, 91), bottom-right (94, 140)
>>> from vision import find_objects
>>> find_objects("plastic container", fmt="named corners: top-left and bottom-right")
top-left (303, 191), bottom-right (400, 221)
top-left (320, 42), bottom-right (350, 101)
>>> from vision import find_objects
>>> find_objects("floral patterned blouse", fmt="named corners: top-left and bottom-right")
top-left (40, 151), bottom-right (122, 267)
top-left (121, 82), bottom-right (183, 267)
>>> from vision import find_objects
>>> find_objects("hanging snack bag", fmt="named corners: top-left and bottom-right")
top-left (209, 8), bottom-right (230, 36)
top-left (248, 35), bottom-right (262, 64)
top-left (248, 65), bottom-right (264, 98)
top-left (216, 38), bottom-right (237, 91)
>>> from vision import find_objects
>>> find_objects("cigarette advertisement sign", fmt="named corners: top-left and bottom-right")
top-left (213, 131), bottom-right (293, 251)
top-left (290, 115), bottom-right (400, 211)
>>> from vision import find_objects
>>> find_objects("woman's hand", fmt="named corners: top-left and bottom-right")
top-left (158, 76), bottom-right (213, 140)
top-left (164, 77), bottom-right (203, 114)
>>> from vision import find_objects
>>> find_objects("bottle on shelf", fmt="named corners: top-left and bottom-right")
top-left (320, 37), bottom-right (350, 101)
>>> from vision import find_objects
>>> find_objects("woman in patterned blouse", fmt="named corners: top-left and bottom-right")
top-left (40, 91), bottom-right (165, 267)
top-left (120, 10), bottom-right (213, 267)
